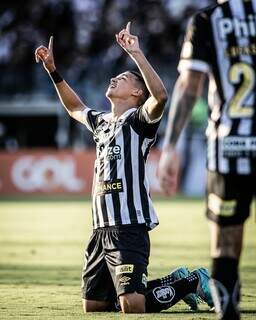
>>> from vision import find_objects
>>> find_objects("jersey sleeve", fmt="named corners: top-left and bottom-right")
top-left (178, 12), bottom-right (211, 74)
top-left (129, 106), bottom-right (162, 139)
top-left (73, 108), bottom-right (105, 133)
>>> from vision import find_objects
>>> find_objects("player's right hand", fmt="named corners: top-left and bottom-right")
top-left (116, 22), bottom-right (141, 55)
top-left (158, 146), bottom-right (180, 196)
top-left (35, 36), bottom-right (56, 73)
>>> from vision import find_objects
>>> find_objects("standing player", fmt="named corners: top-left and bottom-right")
top-left (35, 22), bottom-right (212, 313)
top-left (159, 0), bottom-right (256, 319)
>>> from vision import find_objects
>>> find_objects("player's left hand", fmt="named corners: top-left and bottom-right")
top-left (35, 36), bottom-right (56, 73)
top-left (158, 146), bottom-right (180, 196)
top-left (116, 22), bottom-right (140, 55)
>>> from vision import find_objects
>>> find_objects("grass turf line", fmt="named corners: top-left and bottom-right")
top-left (0, 199), bottom-right (255, 319)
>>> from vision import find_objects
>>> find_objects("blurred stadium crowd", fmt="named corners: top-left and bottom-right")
top-left (0, 0), bottom-right (214, 194)
top-left (0, 0), bottom-right (212, 96)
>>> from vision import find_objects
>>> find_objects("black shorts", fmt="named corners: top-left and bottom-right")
top-left (81, 224), bottom-right (150, 301)
top-left (206, 171), bottom-right (256, 226)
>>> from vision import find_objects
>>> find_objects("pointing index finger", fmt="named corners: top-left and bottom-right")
top-left (48, 36), bottom-right (54, 51)
top-left (126, 21), bottom-right (131, 33)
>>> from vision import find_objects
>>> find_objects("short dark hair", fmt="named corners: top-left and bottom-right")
top-left (129, 70), bottom-right (150, 105)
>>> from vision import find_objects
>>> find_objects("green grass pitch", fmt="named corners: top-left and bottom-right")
top-left (0, 199), bottom-right (255, 319)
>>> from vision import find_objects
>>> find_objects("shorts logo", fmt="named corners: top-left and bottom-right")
top-left (208, 193), bottom-right (237, 217)
top-left (119, 276), bottom-right (131, 286)
top-left (116, 264), bottom-right (134, 275)
top-left (153, 286), bottom-right (175, 304)
top-left (142, 273), bottom-right (147, 288)
top-left (96, 179), bottom-right (123, 195)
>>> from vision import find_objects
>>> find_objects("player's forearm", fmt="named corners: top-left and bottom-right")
top-left (51, 77), bottom-right (86, 114)
top-left (130, 50), bottom-right (168, 104)
top-left (35, 38), bottom-right (86, 115)
top-left (163, 79), bottom-right (198, 149)
top-left (163, 71), bottom-right (206, 148)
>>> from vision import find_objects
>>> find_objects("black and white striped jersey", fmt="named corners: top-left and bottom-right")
top-left (178, 0), bottom-right (256, 175)
top-left (78, 106), bottom-right (161, 229)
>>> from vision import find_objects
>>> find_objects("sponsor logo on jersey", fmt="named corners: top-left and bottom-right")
top-left (225, 43), bottom-right (256, 58)
top-left (222, 137), bottom-right (256, 158)
top-left (116, 264), bottom-right (134, 275)
top-left (97, 144), bottom-right (122, 160)
top-left (106, 145), bottom-right (121, 160)
top-left (119, 276), bottom-right (131, 286)
top-left (95, 122), bottom-right (110, 135)
top-left (96, 179), bottom-right (123, 195)
top-left (217, 15), bottom-right (256, 40)
top-left (153, 286), bottom-right (175, 304)
top-left (208, 193), bottom-right (237, 217)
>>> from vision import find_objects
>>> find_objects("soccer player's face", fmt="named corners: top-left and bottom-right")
top-left (106, 72), bottom-right (137, 100)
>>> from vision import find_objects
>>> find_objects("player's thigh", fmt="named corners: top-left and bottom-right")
top-left (81, 229), bottom-right (116, 306)
top-left (104, 225), bottom-right (150, 304)
top-left (206, 171), bottom-right (253, 226)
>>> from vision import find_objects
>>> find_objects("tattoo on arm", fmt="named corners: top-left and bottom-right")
top-left (165, 89), bottom-right (197, 146)
top-left (163, 71), bottom-right (206, 148)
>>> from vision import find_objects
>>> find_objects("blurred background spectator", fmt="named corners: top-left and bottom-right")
top-left (0, 0), bottom-right (214, 194)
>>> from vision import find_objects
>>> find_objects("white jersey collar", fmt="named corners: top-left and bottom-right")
top-left (103, 107), bottom-right (137, 123)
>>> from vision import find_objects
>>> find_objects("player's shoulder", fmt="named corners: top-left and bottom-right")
top-left (192, 4), bottom-right (219, 22)
top-left (87, 109), bottom-right (107, 131)
top-left (127, 105), bottom-right (145, 121)
top-left (122, 107), bottom-right (139, 123)
top-left (101, 112), bottom-right (112, 122)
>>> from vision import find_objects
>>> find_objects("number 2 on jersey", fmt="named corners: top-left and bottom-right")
top-left (228, 62), bottom-right (255, 118)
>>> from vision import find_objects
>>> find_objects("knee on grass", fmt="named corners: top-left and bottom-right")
top-left (119, 292), bottom-right (145, 313)
top-left (82, 299), bottom-right (110, 312)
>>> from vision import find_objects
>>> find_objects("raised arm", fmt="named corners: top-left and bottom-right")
top-left (116, 22), bottom-right (168, 121)
top-left (158, 69), bottom-right (206, 195)
top-left (35, 36), bottom-right (88, 122)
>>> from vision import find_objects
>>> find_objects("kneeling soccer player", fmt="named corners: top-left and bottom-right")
top-left (35, 22), bottom-right (212, 313)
